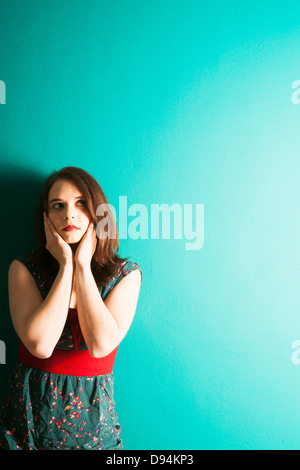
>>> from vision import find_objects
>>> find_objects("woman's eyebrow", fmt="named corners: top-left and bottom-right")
top-left (49, 196), bottom-right (85, 203)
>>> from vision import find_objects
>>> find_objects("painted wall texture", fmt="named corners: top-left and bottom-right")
top-left (1, 0), bottom-right (300, 450)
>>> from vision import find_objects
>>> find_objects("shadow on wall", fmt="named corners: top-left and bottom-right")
top-left (0, 162), bottom-right (45, 400)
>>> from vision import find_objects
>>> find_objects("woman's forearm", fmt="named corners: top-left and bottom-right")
top-left (24, 261), bottom-right (73, 358)
top-left (75, 263), bottom-right (121, 357)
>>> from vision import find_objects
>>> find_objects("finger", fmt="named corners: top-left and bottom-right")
top-left (43, 213), bottom-right (51, 239)
top-left (93, 231), bottom-right (97, 248)
top-left (90, 223), bottom-right (96, 238)
top-left (92, 226), bottom-right (97, 249)
top-left (85, 222), bottom-right (94, 235)
top-left (44, 221), bottom-right (52, 248)
top-left (48, 216), bottom-right (60, 235)
top-left (44, 213), bottom-right (57, 239)
top-left (44, 213), bottom-right (53, 235)
top-left (46, 215), bottom-right (54, 229)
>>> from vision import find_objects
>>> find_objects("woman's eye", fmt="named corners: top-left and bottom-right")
top-left (52, 200), bottom-right (86, 209)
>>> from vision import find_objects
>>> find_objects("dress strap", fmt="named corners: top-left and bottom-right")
top-left (101, 260), bottom-right (142, 300)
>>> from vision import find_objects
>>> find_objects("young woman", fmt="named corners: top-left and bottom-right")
top-left (0, 166), bottom-right (142, 450)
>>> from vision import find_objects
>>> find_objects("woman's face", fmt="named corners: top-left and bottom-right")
top-left (47, 179), bottom-right (91, 244)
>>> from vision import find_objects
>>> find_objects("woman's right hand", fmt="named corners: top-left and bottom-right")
top-left (43, 212), bottom-right (73, 267)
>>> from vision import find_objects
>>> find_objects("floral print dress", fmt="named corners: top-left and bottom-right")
top-left (0, 250), bottom-right (142, 450)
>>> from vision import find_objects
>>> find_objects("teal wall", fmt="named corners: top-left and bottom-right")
top-left (1, 0), bottom-right (300, 450)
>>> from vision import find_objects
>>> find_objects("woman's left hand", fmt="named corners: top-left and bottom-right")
top-left (74, 221), bottom-right (97, 267)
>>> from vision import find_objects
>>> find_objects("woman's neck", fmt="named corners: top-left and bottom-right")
top-left (69, 241), bottom-right (80, 256)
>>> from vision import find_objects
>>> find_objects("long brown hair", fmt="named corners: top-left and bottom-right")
top-left (32, 166), bottom-right (129, 292)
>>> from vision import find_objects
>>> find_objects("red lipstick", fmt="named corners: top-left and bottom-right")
top-left (62, 225), bottom-right (79, 232)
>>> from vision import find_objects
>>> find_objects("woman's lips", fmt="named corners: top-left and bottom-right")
top-left (63, 226), bottom-right (79, 232)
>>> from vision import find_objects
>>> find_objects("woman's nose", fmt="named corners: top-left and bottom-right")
top-left (63, 207), bottom-right (75, 220)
